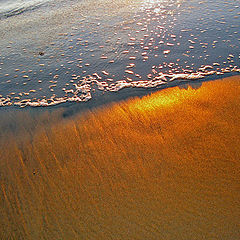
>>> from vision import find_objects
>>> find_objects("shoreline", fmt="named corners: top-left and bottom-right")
top-left (1, 75), bottom-right (240, 239)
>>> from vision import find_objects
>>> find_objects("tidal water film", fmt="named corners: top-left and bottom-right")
top-left (0, 0), bottom-right (240, 239)
top-left (0, 0), bottom-right (239, 107)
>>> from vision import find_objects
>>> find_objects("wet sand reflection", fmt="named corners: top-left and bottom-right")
top-left (0, 76), bottom-right (240, 239)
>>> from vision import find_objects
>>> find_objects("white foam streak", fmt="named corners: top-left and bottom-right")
top-left (0, 66), bottom-right (239, 108)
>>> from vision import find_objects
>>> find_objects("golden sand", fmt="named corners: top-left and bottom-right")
top-left (0, 76), bottom-right (240, 239)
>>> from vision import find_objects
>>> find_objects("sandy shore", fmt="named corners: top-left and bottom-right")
top-left (1, 75), bottom-right (240, 239)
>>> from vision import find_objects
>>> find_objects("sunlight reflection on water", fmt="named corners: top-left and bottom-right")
top-left (0, 0), bottom-right (239, 107)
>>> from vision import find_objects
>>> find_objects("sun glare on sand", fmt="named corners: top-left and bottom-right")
top-left (0, 76), bottom-right (240, 239)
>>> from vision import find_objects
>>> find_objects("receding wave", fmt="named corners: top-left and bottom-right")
top-left (0, 0), bottom-right (239, 108)
top-left (1, 66), bottom-right (239, 108)
top-left (0, 0), bottom-right (49, 19)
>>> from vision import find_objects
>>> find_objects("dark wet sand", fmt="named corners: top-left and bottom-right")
top-left (0, 76), bottom-right (240, 239)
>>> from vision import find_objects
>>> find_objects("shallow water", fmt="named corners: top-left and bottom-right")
top-left (0, 0), bottom-right (50, 17)
top-left (0, 0), bottom-right (239, 107)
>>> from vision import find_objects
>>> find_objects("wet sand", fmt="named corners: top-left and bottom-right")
top-left (0, 76), bottom-right (240, 239)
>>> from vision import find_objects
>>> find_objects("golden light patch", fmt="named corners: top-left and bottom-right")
top-left (0, 76), bottom-right (240, 239)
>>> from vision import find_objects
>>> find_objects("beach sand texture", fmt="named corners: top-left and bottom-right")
top-left (0, 76), bottom-right (240, 239)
